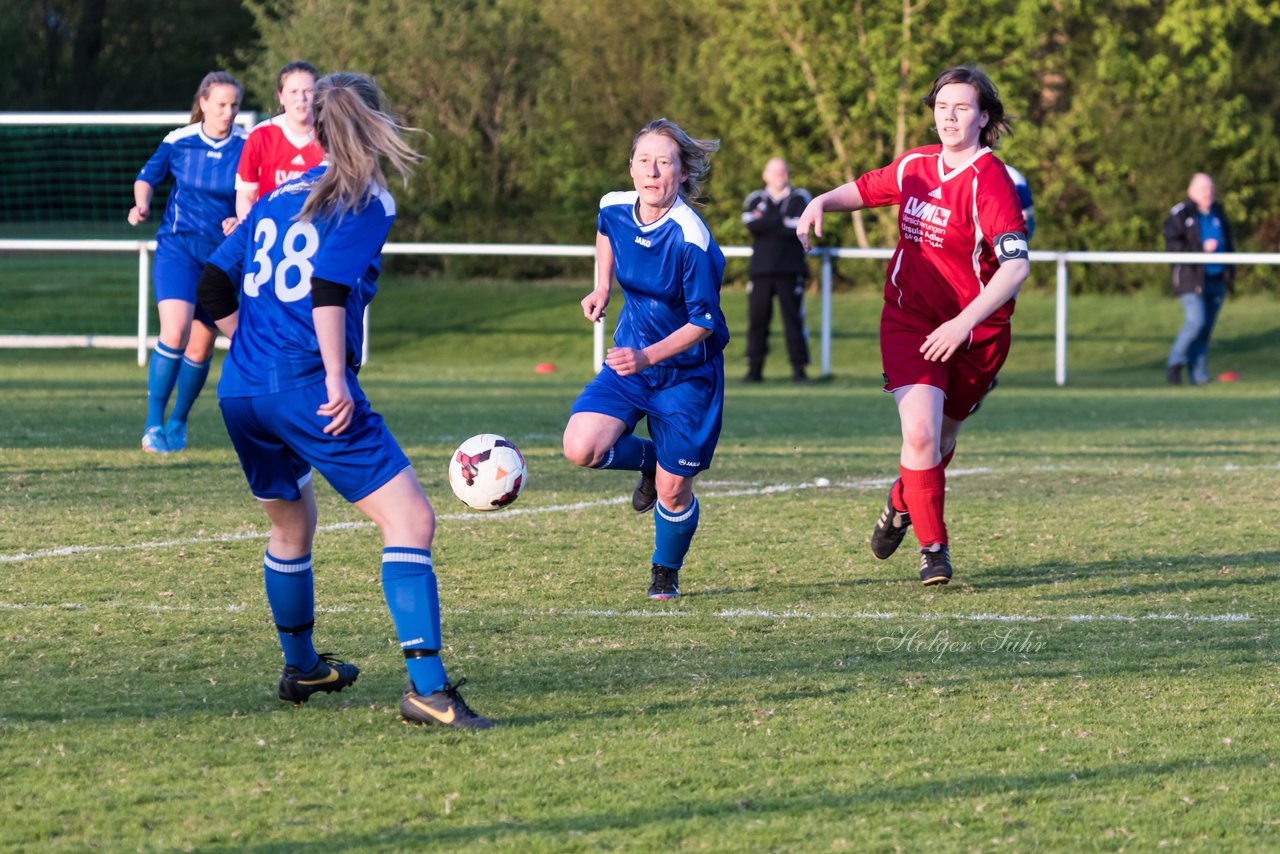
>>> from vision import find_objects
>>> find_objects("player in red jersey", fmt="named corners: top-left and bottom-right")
top-left (797, 65), bottom-right (1030, 586)
top-left (234, 61), bottom-right (325, 221)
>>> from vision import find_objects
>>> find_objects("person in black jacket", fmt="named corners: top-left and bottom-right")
top-left (1164, 173), bottom-right (1234, 385)
top-left (742, 158), bottom-right (811, 383)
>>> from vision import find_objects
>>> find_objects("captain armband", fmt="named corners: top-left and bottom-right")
top-left (995, 232), bottom-right (1029, 263)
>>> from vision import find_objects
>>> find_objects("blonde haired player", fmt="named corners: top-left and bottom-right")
top-left (199, 72), bottom-right (492, 729)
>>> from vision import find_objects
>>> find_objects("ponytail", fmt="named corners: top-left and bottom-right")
top-left (300, 72), bottom-right (421, 222)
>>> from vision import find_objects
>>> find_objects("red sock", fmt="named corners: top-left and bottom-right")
top-left (889, 478), bottom-right (907, 513)
top-left (900, 462), bottom-right (947, 546)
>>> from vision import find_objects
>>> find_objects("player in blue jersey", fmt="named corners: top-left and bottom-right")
top-left (196, 72), bottom-right (492, 729)
top-left (562, 118), bottom-right (728, 600)
top-left (128, 71), bottom-right (247, 454)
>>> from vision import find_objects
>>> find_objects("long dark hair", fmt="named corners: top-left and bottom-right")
top-left (923, 65), bottom-right (1012, 149)
top-left (189, 71), bottom-right (243, 124)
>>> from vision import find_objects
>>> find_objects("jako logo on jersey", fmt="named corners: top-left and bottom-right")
top-left (903, 196), bottom-right (952, 227)
top-left (678, 458), bottom-right (702, 468)
top-left (928, 187), bottom-right (943, 199)
top-left (634, 236), bottom-right (652, 248)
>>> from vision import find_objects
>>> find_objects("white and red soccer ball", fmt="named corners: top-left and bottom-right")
top-left (447, 433), bottom-right (526, 511)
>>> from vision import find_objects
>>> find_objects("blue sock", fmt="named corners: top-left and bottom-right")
top-left (146, 342), bottom-right (183, 428)
top-left (381, 548), bottom-right (447, 694)
top-left (167, 356), bottom-right (211, 426)
top-left (592, 434), bottom-right (656, 475)
top-left (653, 496), bottom-right (700, 570)
top-left (263, 552), bottom-right (319, 671)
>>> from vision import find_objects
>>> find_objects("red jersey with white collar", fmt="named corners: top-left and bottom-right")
top-left (235, 116), bottom-right (325, 198)
top-left (856, 144), bottom-right (1026, 340)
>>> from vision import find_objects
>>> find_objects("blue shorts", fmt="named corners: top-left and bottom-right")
top-left (571, 358), bottom-right (724, 477)
top-left (154, 233), bottom-right (219, 328)
top-left (219, 380), bottom-right (411, 503)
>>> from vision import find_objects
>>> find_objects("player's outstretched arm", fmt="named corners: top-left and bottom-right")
top-left (796, 183), bottom-right (865, 251)
top-left (582, 231), bottom-right (614, 322)
top-left (127, 181), bottom-right (154, 226)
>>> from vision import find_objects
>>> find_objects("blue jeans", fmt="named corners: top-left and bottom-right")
top-left (1168, 277), bottom-right (1225, 384)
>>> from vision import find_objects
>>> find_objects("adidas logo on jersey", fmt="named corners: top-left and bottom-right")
top-left (634, 236), bottom-right (652, 248)
top-left (291, 154), bottom-right (306, 166)
top-left (928, 187), bottom-right (943, 199)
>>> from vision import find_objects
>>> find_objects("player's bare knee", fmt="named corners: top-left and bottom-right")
top-left (268, 523), bottom-right (313, 557)
top-left (656, 482), bottom-right (692, 513)
top-left (562, 432), bottom-right (603, 468)
top-left (901, 424), bottom-right (939, 459)
top-left (383, 508), bottom-right (434, 548)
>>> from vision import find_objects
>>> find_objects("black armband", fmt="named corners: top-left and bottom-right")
top-left (196, 263), bottom-right (238, 320)
top-left (995, 231), bottom-right (1029, 263)
top-left (311, 277), bottom-right (351, 308)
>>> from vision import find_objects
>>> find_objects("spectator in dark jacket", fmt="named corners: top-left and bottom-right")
top-left (1164, 172), bottom-right (1234, 385)
top-left (742, 158), bottom-right (811, 383)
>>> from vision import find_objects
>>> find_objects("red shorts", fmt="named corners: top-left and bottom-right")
top-left (880, 305), bottom-right (1011, 422)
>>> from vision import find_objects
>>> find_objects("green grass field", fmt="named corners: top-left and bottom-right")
top-left (2, 275), bottom-right (1279, 851)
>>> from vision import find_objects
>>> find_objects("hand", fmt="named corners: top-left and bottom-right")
top-left (318, 373), bottom-right (355, 435)
top-left (920, 317), bottom-right (973, 363)
top-left (795, 197), bottom-right (824, 251)
top-left (1202, 237), bottom-right (1219, 253)
top-left (581, 288), bottom-right (610, 323)
top-left (604, 346), bottom-right (651, 377)
top-left (221, 216), bottom-right (240, 237)
top-left (127, 205), bottom-right (149, 226)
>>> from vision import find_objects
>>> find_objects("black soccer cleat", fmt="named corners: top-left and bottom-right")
top-left (278, 653), bottom-right (360, 705)
top-left (632, 471), bottom-right (658, 513)
top-left (918, 544), bottom-right (953, 586)
top-left (648, 563), bottom-right (680, 599)
top-left (870, 487), bottom-right (912, 560)
top-left (400, 678), bottom-right (494, 730)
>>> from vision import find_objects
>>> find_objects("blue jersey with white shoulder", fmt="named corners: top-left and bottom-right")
top-left (210, 165), bottom-right (395, 398)
top-left (137, 123), bottom-right (247, 242)
top-left (598, 191), bottom-right (728, 370)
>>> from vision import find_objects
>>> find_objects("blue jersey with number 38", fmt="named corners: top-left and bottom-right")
top-left (210, 165), bottom-right (395, 398)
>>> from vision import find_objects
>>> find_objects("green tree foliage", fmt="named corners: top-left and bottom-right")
top-left (0, 0), bottom-right (253, 110)
top-left (20, 0), bottom-right (1277, 289)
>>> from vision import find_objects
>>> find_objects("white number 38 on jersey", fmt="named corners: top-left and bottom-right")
top-left (243, 219), bottom-right (321, 303)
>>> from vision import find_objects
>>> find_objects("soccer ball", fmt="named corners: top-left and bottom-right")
top-left (447, 433), bottom-right (527, 511)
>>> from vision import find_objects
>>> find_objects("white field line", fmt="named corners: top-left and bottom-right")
top-left (0, 471), bottom-right (986, 565)
top-left (0, 600), bottom-right (1275, 625)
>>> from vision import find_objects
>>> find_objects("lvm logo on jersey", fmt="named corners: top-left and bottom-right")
top-left (903, 195), bottom-right (952, 228)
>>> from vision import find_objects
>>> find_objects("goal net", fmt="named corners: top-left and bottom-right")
top-left (0, 112), bottom-right (255, 353)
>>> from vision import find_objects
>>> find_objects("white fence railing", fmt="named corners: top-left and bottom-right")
top-left (1, 239), bottom-right (1277, 385)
